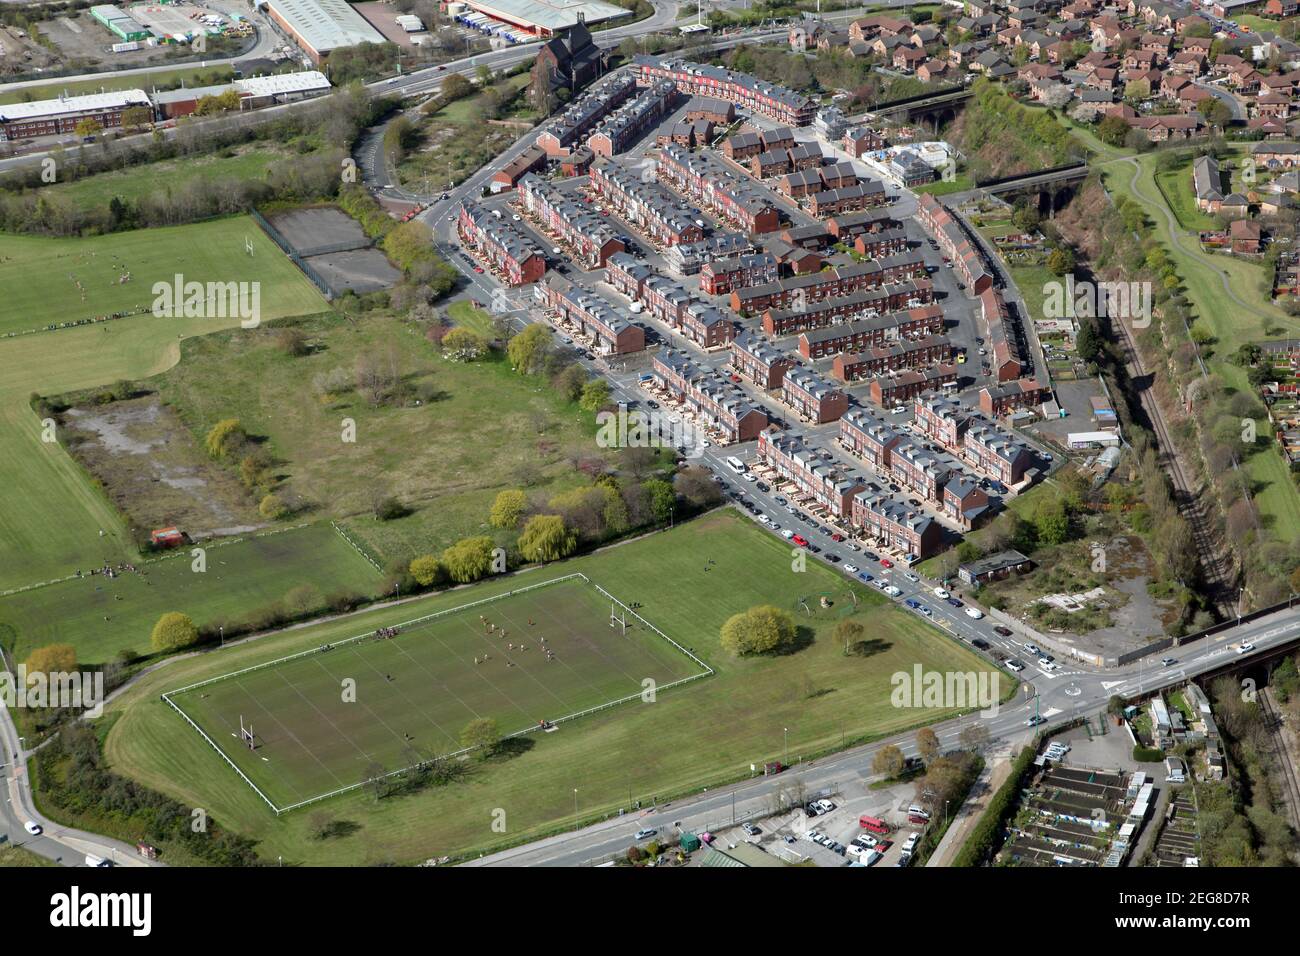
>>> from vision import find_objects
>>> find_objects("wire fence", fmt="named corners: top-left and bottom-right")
top-left (161, 572), bottom-right (711, 814)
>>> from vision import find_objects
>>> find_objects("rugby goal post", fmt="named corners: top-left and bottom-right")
top-left (244, 235), bottom-right (255, 257)
top-left (238, 714), bottom-right (256, 750)
top-left (609, 603), bottom-right (627, 636)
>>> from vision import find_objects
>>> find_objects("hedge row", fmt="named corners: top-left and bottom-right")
top-left (950, 744), bottom-right (1038, 867)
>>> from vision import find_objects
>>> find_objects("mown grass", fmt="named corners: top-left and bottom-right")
top-left (104, 510), bottom-right (1002, 864)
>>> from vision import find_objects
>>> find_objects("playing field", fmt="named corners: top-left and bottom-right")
top-left (0, 217), bottom-right (327, 337)
top-left (166, 574), bottom-right (707, 810)
top-left (0, 522), bottom-right (385, 666)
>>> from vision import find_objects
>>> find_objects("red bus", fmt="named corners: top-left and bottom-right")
top-left (859, 815), bottom-right (891, 835)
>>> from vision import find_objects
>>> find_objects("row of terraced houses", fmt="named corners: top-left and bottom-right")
top-left (633, 56), bottom-right (818, 126)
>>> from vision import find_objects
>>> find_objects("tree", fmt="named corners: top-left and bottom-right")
top-left (25, 643), bottom-right (77, 678)
top-left (872, 743), bottom-right (905, 780)
top-left (645, 478), bottom-right (676, 524)
top-left (1046, 246), bottom-right (1075, 276)
top-left (74, 118), bottom-right (103, 139)
top-left (517, 514), bottom-right (577, 563)
top-left (1034, 497), bottom-right (1070, 546)
top-left (1097, 114), bottom-right (1130, 146)
top-left (507, 323), bottom-right (551, 374)
top-left (916, 726), bottom-right (941, 764)
top-left (834, 619), bottom-right (866, 655)
top-left (120, 106), bottom-right (152, 132)
top-left (151, 612), bottom-right (199, 653)
top-left (1198, 97), bottom-right (1231, 129)
top-left (205, 418), bottom-right (245, 459)
top-left (959, 723), bottom-right (992, 752)
top-left (258, 493), bottom-right (288, 520)
top-left (579, 378), bottom-right (611, 412)
top-left (409, 554), bottom-right (444, 587)
top-left (1076, 317), bottom-right (1103, 362)
top-left (276, 327), bottom-right (309, 356)
top-left (460, 717), bottom-right (501, 756)
top-left (441, 326), bottom-right (488, 361)
top-left (489, 489), bottom-right (528, 529)
top-left (440, 536), bottom-right (495, 583)
top-left (439, 72), bottom-right (475, 103)
top-left (674, 466), bottom-right (721, 509)
top-left (719, 605), bottom-right (798, 656)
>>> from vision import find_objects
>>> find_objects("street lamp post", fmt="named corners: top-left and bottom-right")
top-left (783, 726), bottom-right (788, 767)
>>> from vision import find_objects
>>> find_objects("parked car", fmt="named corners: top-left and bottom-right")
top-left (965, 607), bottom-right (984, 620)
top-left (946, 597), bottom-right (963, 608)
top-left (934, 587), bottom-right (950, 599)
top-left (879, 557), bottom-right (893, 568)
top-left (993, 626), bottom-right (1013, 637)
top-left (971, 638), bottom-right (990, 650)
top-left (857, 572), bottom-right (874, 583)
top-left (1006, 659), bottom-right (1026, 672)
top-left (1024, 643), bottom-right (1042, 657)
top-left (635, 827), bottom-right (658, 840)
top-left (741, 823), bottom-right (760, 836)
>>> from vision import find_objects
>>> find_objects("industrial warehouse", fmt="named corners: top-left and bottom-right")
top-left (0, 72), bottom-right (330, 141)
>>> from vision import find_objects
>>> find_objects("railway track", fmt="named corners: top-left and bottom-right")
top-left (1109, 312), bottom-right (1235, 617)
top-left (1258, 689), bottom-right (1300, 834)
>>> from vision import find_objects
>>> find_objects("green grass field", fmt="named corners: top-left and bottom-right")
top-left (0, 522), bottom-right (383, 665)
top-left (150, 309), bottom-right (603, 565)
top-left (0, 216), bottom-right (326, 337)
top-left (104, 511), bottom-right (1006, 863)
top-left (1102, 155), bottom-right (1300, 542)
top-left (0, 217), bottom-right (327, 591)
top-left (40, 148), bottom-right (298, 212)
top-left (168, 574), bottom-right (706, 809)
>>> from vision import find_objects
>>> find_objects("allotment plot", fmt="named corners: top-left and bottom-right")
top-left (166, 574), bottom-right (707, 810)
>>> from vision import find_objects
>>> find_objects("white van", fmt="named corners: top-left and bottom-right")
top-left (725, 456), bottom-right (747, 474)
top-left (84, 854), bottom-right (111, 867)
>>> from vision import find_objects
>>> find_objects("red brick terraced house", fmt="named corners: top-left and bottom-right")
top-left (853, 226), bottom-right (909, 259)
top-left (962, 419), bottom-right (1037, 486)
top-left (798, 305), bottom-right (945, 359)
top-left (538, 274), bottom-right (646, 355)
top-left (830, 334), bottom-right (953, 382)
top-left (758, 430), bottom-right (866, 520)
top-left (978, 378), bottom-right (1051, 417)
top-left (979, 288), bottom-right (1028, 384)
top-left (534, 73), bottom-right (638, 157)
top-left (587, 81), bottom-right (679, 158)
top-left (782, 367), bottom-right (850, 423)
top-left (589, 161), bottom-right (705, 247)
top-left (721, 126), bottom-right (796, 162)
top-left (808, 179), bottom-right (891, 218)
top-left (651, 349), bottom-right (768, 442)
top-left (915, 193), bottom-right (994, 294)
top-left (517, 174), bottom-right (625, 268)
top-left (633, 56), bottom-right (817, 126)
top-left (761, 280), bottom-right (935, 336)
top-left (657, 143), bottom-right (782, 234)
top-left (868, 364), bottom-right (958, 407)
top-left (457, 202), bottom-right (546, 286)
top-left (731, 253), bottom-right (927, 314)
top-left (826, 209), bottom-right (901, 241)
top-left (851, 491), bottom-right (944, 560)
top-left (731, 332), bottom-right (799, 390)
top-left (700, 252), bottom-right (780, 295)
top-left (839, 408), bottom-right (904, 472)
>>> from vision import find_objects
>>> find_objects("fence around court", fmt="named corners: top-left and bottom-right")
top-left (248, 207), bottom-right (336, 301)
top-left (161, 572), bottom-right (713, 814)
